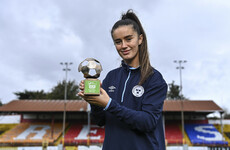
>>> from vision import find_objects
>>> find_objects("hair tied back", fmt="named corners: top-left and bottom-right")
top-left (122, 10), bottom-right (137, 23)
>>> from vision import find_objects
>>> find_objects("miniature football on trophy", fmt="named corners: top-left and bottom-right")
top-left (78, 58), bottom-right (102, 96)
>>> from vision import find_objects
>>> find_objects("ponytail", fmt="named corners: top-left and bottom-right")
top-left (111, 9), bottom-right (153, 85)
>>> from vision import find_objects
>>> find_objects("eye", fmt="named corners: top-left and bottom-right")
top-left (114, 40), bottom-right (121, 45)
top-left (125, 36), bottom-right (133, 42)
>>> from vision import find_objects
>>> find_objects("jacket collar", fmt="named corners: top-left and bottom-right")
top-left (121, 60), bottom-right (140, 72)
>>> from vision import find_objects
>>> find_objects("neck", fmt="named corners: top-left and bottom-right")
top-left (124, 59), bottom-right (139, 68)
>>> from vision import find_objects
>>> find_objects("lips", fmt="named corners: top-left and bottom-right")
top-left (121, 50), bottom-right (130, 55)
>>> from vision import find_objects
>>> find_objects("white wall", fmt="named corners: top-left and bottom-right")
top-left (0, 115), bottom-right (20, 124)
top-left (167, 146), bottom-right (208, 150)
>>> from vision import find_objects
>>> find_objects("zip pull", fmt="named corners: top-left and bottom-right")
top-left (121, 70), bottom-right (131, 103)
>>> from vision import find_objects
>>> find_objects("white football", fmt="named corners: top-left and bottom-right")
top-left (78, 58), bottom-right (102, 78)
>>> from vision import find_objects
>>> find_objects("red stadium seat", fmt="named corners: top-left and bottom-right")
top-left (64, 124), bottom-right (105, 145)
top-left (165, 123), bottom-right (183, 144)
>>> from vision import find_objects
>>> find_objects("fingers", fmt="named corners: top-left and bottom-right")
top-left (78, 90), bottom-right (84, 97)
top-left (78, 80), bottom-right (85, 97)
top-left (100, 88), bottom-right (108, 96)
top-left (100, 87), bottom-right (105, 92)
top-left (79, 80), bottom-right (84, 90)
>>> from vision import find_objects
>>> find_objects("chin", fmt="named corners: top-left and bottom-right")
top-left (121, 54), bottom-right (131, 59)
top-left (122, 56), bottom-right (131, 61)
top-left (123, 57), bottom-right (134, 63)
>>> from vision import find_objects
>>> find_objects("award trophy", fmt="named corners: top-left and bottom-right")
top-left (78, 58), bottom-right (102, 96)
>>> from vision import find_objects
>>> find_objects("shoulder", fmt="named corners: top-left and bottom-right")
top-left (151, 68), bottom-right (165, 80)
top-left (106, 66), bottom-right (123, 77)
top-left (102, 67), bottom-right (123, 88)
top-left (102, 66), bottom-right (122, 82)
top-left (146, 68), bottom-right (167, 86)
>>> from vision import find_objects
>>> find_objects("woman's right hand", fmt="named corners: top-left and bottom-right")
top-left (78, 80), bottom-right (110, 108)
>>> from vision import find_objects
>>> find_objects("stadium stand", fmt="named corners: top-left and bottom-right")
top-left (65, 124), bottom-right (104, 145)
top-left (0, 99), bottom-right (229, 149)
top-left (165, 122), bottom-right (183, 144)
top-left (185, 124), bottom-right (228, 146)
top-left (214, 124), bottom-right (230, 146)
top-left (0, 124), bottom-right (17, 135)
top-left (0, 122), bottom-right (64, 145)
top-left (184, 130), bottom-right (192, 146)
top-left (0, 147), bottom-right (17, 150)
top-left (89, 125), bottom-right (105, 144)
top-left (185, 119), bottom-right (209, 124)
top-left (65, 124), bottom-right (83, 145)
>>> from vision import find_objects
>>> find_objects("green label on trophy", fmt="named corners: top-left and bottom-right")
top-left (84, 79), bottom-right (100, 95)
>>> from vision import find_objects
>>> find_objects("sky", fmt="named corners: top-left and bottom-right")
top-left (0, 0), bottom-right (230, 111)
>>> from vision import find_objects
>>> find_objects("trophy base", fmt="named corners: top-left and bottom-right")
top-left (84, 78), bottom-right (100, 96)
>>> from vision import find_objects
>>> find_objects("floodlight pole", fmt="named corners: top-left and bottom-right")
top-left (174, 60), bottom-right (187, 148)
top-left (60, 62), bottom-right (73, 149)
top-left (87, 103), bottom-right (91, 146)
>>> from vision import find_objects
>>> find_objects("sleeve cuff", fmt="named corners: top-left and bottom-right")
top-left (103, 98), bottom-right (112, 111)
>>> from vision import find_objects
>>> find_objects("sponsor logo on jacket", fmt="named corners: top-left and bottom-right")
top-left (108, 86), bottom-right (116, 92)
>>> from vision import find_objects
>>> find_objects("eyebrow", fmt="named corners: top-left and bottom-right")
top-left (114, 35), bottom-right (133, 41)
top-left (125, 35), bottom-right (133, 38)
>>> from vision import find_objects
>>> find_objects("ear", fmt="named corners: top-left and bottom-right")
top-left (138, 34), bottom-right (143, 45)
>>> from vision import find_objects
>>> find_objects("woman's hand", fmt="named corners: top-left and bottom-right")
top-left (78, 80), bottom-right (110, 108)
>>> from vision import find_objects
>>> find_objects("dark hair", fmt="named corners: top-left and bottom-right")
top-left (111, 9), bottom-right (153, 85)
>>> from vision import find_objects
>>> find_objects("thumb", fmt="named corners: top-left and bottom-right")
top-left (100, 87), bottom-right (105, 93)
top-left (100, 87), bottom-right (109, 96)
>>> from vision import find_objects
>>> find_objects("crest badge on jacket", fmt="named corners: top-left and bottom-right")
top-left (132, 85), bottom-right (144, 97)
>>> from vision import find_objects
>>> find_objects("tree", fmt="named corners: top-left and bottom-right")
top-left (14, 80), bottom-right (82, 100)
top-left (14, 90), bottom-right (47, 99)
top-left (167, 81), bottom-right (186, 100)
top-left (47, 80), bottom-right (82, 100)
top-left (222, 108), bottom-right (230, 119)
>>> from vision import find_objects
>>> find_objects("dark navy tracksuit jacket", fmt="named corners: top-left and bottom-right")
top-left (91, 62), bottom-right (167, 150)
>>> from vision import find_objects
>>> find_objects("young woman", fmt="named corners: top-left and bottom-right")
top-left (78, 10), bottom-right (167, 150)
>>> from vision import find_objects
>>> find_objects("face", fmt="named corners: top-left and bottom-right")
top-left (112, 25), bottom-right (143, 67)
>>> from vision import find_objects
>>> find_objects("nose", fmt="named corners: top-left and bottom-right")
top-left (121, 41), bottom-right (128, 49)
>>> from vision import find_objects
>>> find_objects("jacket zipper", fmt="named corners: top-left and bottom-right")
top-left (121, 70), bottom-right (131, 103)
